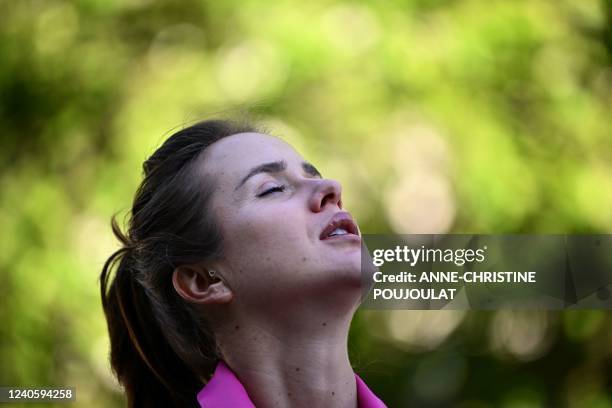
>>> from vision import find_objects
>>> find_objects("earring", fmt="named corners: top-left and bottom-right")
top-left (208, 270), bottom-right (216, 279)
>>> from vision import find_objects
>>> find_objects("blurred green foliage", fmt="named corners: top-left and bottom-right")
top-left (1, 0), bottom-right (611, 406)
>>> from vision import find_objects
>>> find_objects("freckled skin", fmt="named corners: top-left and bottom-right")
top-left (199, 132), bottom-right (362, 312)
top-left (195, 133), bottom-right (363, 408)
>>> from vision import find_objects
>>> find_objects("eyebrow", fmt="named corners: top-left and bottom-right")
top-left (235, 160), bottom-right (322, 191)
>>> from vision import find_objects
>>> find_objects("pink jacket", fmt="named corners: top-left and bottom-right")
top-left (197, 361), bottom-right (387, 407)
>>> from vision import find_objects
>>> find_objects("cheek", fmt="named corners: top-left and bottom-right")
top-left (221, 205), bottom-right (311, 266)
top-left (218, 207), bottom-right (319, 297)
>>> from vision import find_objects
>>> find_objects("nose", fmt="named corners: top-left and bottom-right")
top-left (308, 178), bottom-right (343, 212)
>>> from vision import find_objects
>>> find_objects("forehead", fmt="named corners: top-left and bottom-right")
top-left (200, 132), bottom-right (303, 181)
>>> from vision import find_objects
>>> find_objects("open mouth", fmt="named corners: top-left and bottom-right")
top-left (320, 212), bottom-right (360, 240)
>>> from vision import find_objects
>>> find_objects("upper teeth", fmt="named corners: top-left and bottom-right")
top-left (329, 228), bottom-right (348, 237)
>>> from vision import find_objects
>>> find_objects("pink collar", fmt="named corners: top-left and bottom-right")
top-left (197, 360), bottom-right (386, 408)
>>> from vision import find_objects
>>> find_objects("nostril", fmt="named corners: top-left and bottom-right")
top-left (321, 192), bottom-right (336, 208)
top-left (320, 182), bottom-right (342, 209)
top-left (310, 178), bottom-right (343, 212)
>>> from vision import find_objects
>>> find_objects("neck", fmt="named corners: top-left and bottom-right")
top-left (215, 301), bottom-right (359, 408)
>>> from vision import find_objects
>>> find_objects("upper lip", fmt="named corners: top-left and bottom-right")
top-left (319, 212), bottom-right (360, 239)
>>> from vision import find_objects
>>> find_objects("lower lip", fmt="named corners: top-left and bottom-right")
top-left (320, 234), bottom-right (361, 243)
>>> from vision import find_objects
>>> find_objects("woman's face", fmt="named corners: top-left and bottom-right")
top-left (199, 132), bottom-right (363, 309)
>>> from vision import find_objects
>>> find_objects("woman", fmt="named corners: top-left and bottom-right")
top-left (100, 119), bottom-right (386, 407)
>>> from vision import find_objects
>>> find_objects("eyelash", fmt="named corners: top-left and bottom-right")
top-left (257, 185), bottom-right (286, 197)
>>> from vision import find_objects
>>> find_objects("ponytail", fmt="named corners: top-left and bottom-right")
top-left (99, 119), bottom-right (259, 407)
top-left (100, 217), bottom-right (202, 407)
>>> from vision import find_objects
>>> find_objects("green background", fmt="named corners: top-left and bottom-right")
top-left (1, 0), bottom-right (611, 406)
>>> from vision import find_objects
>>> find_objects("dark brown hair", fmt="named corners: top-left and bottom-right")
top-left (100, 119), bottom-right (259, 407)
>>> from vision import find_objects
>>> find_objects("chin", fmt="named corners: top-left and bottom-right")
top-left (325, 262), bottom-right (363, 289)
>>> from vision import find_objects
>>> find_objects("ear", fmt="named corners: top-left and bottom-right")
top-left (172, 265), bottom-right (233, 305)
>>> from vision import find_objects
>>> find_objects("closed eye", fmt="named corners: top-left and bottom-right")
top-left (257, 185), bottom-right (286, 197)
